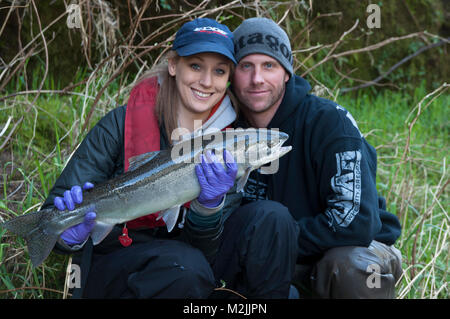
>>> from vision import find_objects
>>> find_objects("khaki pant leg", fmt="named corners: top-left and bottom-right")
top-left (310, 241), bottom-right (402, 299)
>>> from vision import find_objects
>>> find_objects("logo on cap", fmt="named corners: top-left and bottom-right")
top-left (193, 26), bottom-right (229, 37)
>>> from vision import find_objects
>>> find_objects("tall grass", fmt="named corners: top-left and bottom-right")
top-left (0, 65), bottom-right (132, 298)
top-left (336, 82), bottom-right (449, 299)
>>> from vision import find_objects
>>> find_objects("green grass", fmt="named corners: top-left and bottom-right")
top-left (0, 68), bottom-right (448, 298)
top-left (0, 66), bottom-right (128, 298)
top-left (336, 82), bottom-right (449, 299)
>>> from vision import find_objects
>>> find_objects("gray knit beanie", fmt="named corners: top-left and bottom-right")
top-left (233, 17), bottom-right (293, 77)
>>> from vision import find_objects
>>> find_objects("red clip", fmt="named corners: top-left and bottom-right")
top-left (119, 225), bottom-right (132, 247)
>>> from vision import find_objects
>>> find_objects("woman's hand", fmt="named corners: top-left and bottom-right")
top-left (195, 150), bottom-right (238, 208)
top-left (54, 182), bottom-right (96, 246)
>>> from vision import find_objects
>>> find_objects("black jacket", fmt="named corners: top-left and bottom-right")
top-left (236, 75), bottom-right (401, 262)
top-left (42, 105), bottom-right (224, 263)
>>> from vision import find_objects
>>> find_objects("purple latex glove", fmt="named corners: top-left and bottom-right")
top-left (195, 150), bottom-right (238, 208)
top-left (54, 182), bottom-right (96, 246)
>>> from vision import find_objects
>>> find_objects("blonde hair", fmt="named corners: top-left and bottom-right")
top-left (136, 50), bottom-right (238, 144)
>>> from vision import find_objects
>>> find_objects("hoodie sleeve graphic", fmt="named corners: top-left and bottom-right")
top-left (326, 150), bottom-right (362, 228)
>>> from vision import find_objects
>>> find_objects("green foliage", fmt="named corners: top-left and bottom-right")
top-left (0, 64), bottom-right (119, 298)
top-left (336, 83), bottom-right (449, 299)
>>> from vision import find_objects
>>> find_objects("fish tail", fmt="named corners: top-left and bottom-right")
top-left (2, 208), bottom-right (60, 268)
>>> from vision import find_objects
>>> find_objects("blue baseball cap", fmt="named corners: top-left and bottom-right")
top-left (173, 18), bottom-right (237, 64)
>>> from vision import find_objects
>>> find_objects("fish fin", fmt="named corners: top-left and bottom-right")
top-left (128, 151), bottom-right (160, 171)
top-left (258, 163), bottom-right (273, 175)
top-left (236, 167), bottom-right (252, 193)
top-left (1, 208), bottom-right (60, 268)
top-left (90, 221), bottom-right (114, 245)
top-left (159, 205), bottom-right (181, 233)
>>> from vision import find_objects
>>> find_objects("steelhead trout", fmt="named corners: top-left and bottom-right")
top-left (2, 128), bottom-right (291, 267)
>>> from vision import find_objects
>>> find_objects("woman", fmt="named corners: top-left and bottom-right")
top-left (44, 18), bottom-right (239, 298)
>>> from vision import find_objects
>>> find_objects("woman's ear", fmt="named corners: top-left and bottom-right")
top-left (168, 58), bottom-right (177, 76)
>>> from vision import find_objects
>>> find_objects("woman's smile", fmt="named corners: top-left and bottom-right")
top-left (192, 88), bottom-right (213, 99)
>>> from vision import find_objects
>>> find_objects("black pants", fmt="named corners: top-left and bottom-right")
top-left (82, 237), bottom-right (215, 298)
top-left (213, 200), bottom-right (299, 298)
top-left (80, 200), bottom-right (299, 299)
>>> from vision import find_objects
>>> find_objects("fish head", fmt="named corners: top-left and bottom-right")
top-left (232, 128), bottom-right (291, 171)
top-left (199, 128), bottom-right (291, 172)
top-left (170, 128), bottom-right (291, 173)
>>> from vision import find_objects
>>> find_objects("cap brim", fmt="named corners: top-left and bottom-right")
top-left (175, 42), bottom-right (237, 65)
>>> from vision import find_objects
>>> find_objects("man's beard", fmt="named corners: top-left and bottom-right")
top-left (241, 83), bottom-right (286, 114)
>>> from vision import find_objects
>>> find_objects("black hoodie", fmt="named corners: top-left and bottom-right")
top-left (237, 75), bottom-right (401, 262)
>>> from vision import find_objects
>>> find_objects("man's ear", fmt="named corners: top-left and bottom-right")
top-left (284, 72), bottom-right (290, 83)
top-left (168, 58), bottom-right (177, 76)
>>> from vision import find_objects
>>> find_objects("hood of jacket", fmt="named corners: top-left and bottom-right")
top-left (267, 75), bottom-right (311, 129)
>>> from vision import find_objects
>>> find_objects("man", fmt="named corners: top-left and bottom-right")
top-left (231, 17), bottom-right (403, 299)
